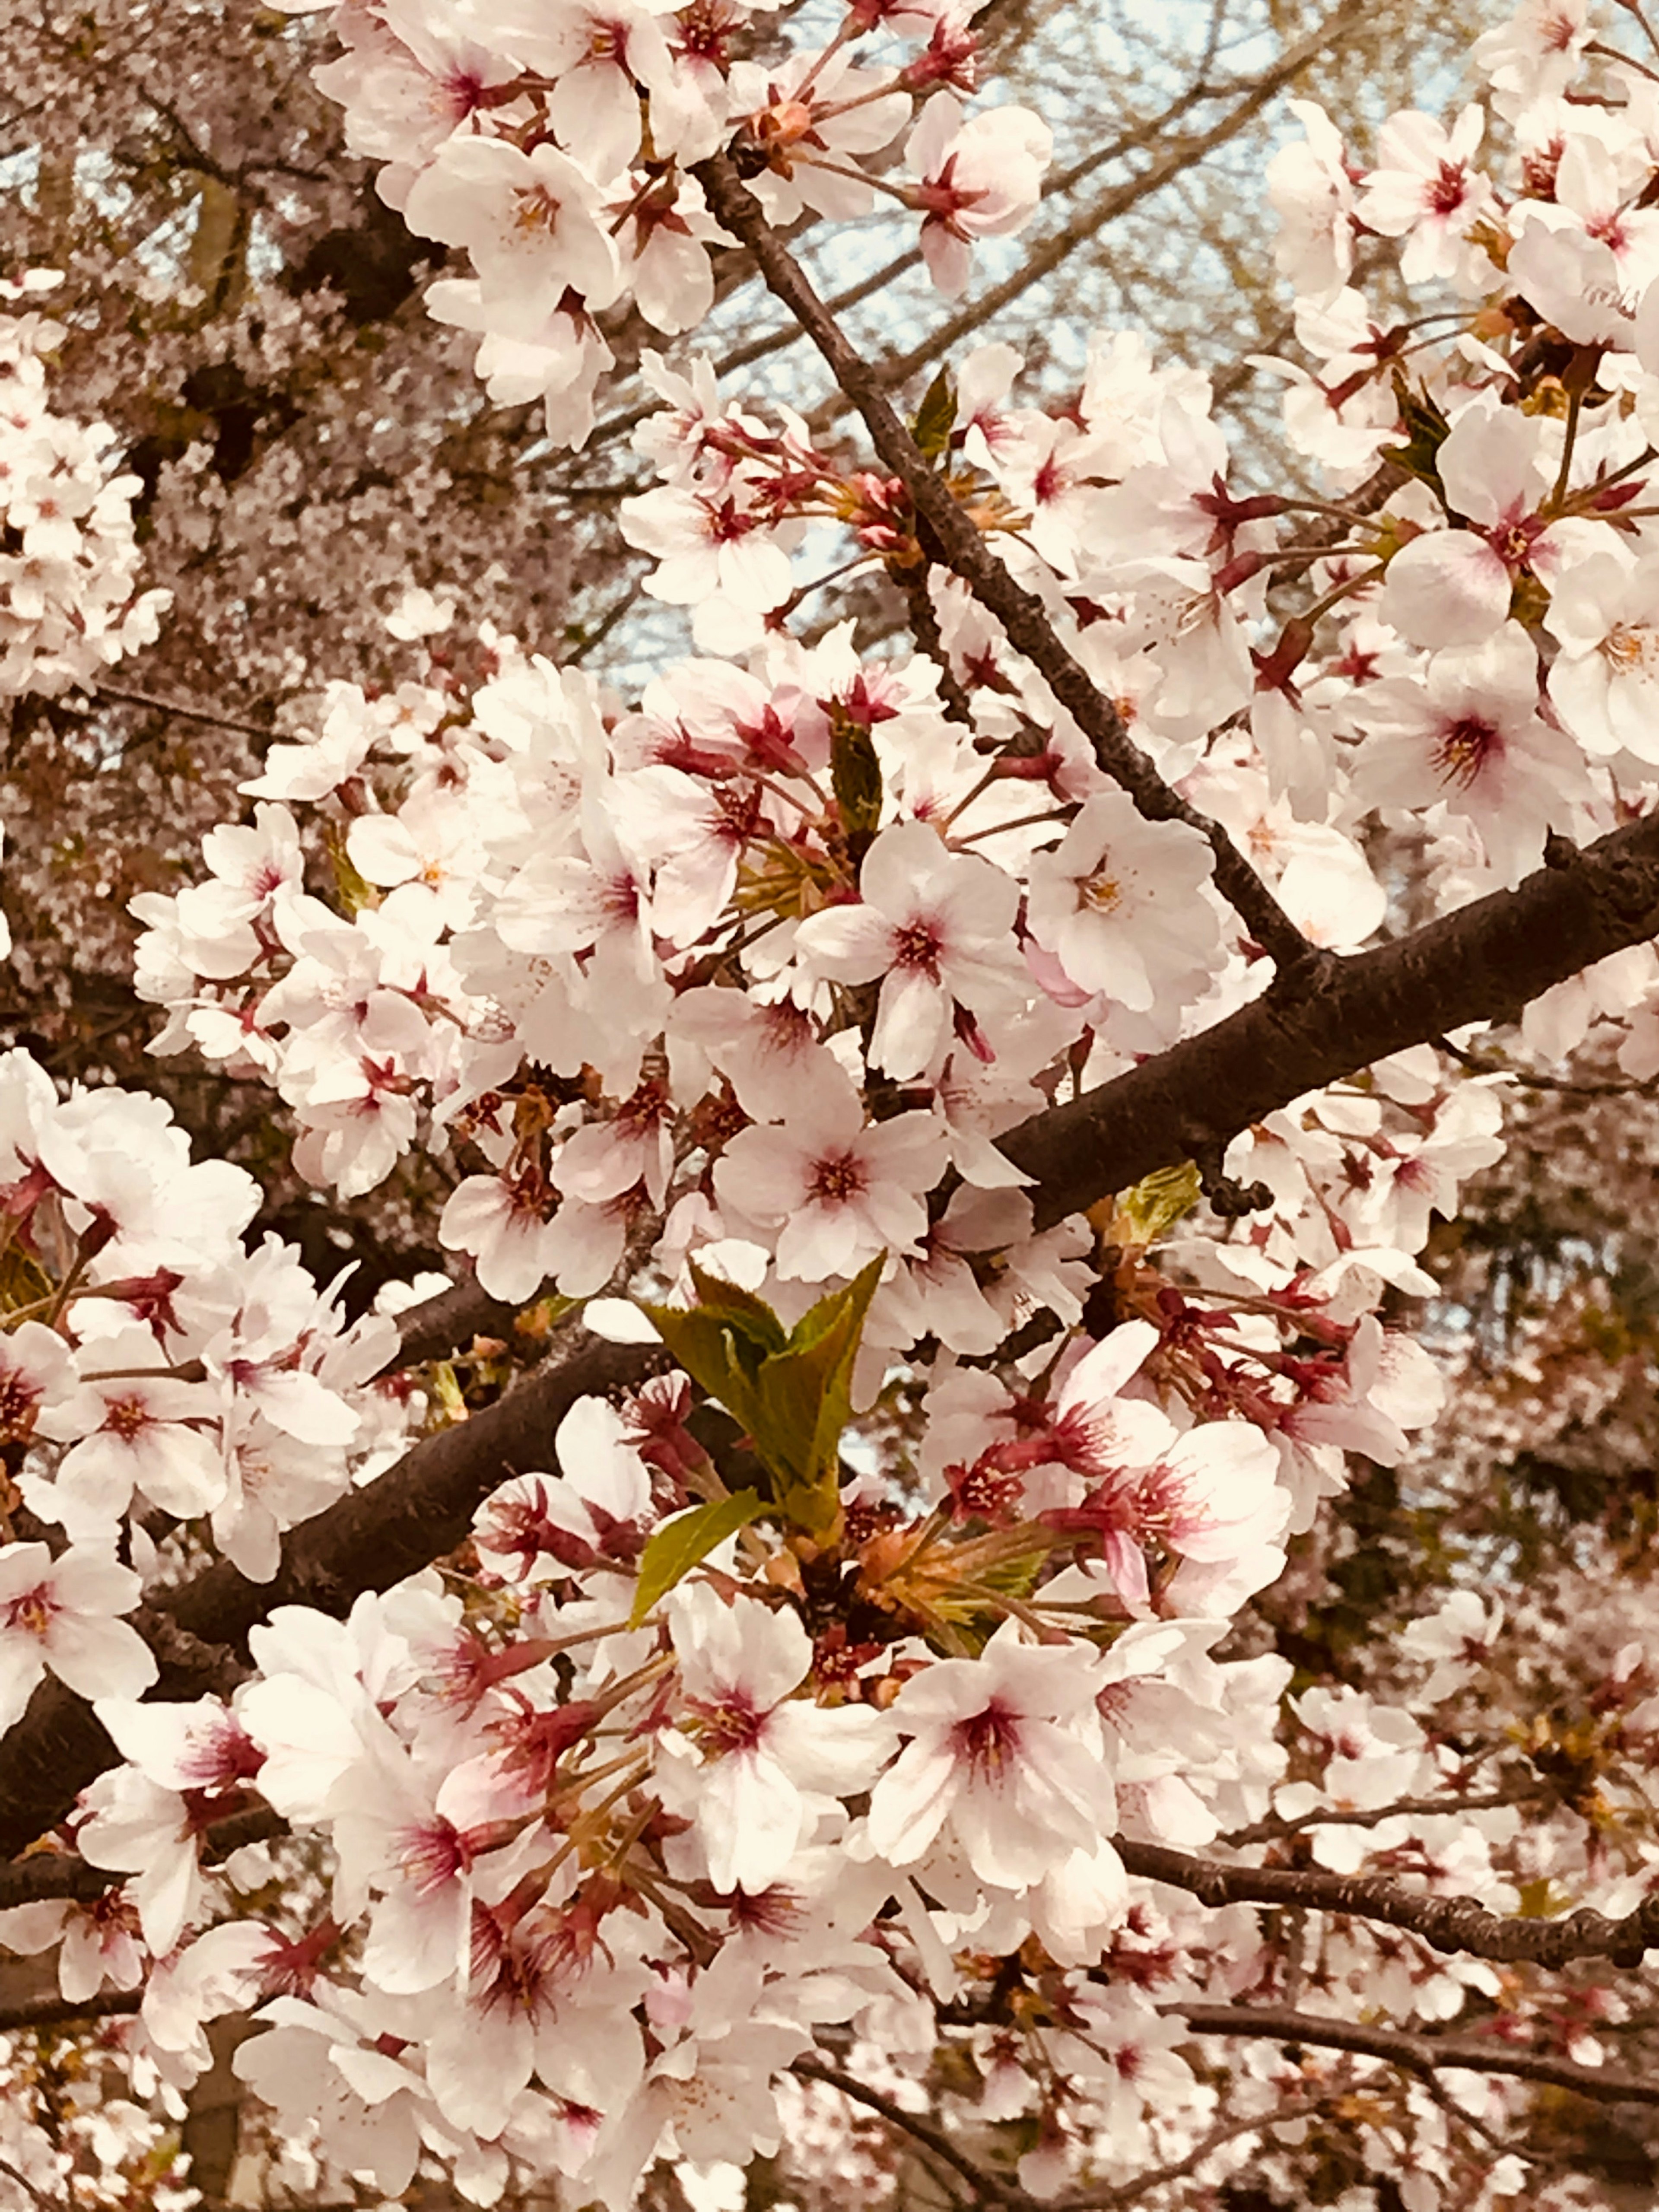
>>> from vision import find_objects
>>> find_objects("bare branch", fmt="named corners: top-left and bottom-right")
top-left (384, 1271), bottom-right (535, 1373)
top-left (1435, 1032), bottom-right (1659, 1099)
top-left (76, 686), bottom-right (276, 746)
top-left (1168, 2002), bottom-right (1659, 2106)
top-left (792, 2057), bottom-right (1016, 2205)
top-left (1118, 1837), bottom-right (1659, 1971)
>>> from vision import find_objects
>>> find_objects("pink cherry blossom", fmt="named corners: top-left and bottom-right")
top-left (905, 94), bottom-right (1052, 296)
top-left (864, 1621), bottom-right (1116, 1887)
top-left (792, 821), bottom-right (1026, 1079)
top-left (0, 1541), bottom-right (156, 1730)
top-left (714, 1068), bottom-right (947, 1279)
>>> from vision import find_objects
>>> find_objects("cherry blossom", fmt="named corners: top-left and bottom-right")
top-left (1024, 792), bottom-right (1223, 1008)
top-left (792, 822), bottom-right (1026, 1079)
top-left (864, 1621), bottom-right (1116, 1888)
top-left (1352, 627), bottom-right (1586, 885)
top-left (905, 94), bottom-right (1052, 296)
top-left (714, 1066), bottom-right (947, 1278)
top-left (0, 1542), bottom-right (156, 1729)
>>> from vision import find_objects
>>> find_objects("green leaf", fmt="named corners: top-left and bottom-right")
top-left (629, 1490), bottom-right (765, 1625)
top-left (635, 1254), bottom-right (887, 1534)
top-left (1118, 1160), bottom-right (1203, 1246)
top-left (829, 704), bottom-right (884, 865)
top-left (911, 369), bottom-right (957, 461)
top-left (751, 1254), bottom-right (886, 1531)
top-left (1382, 369), bottom-right (1451, 496)
top-left (683, 1260), bottom-right (788, 1374)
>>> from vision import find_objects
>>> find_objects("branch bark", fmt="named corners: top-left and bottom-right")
top-left (1168, 2001), bottom-right (1659, 2107)
top-left (999, 813), bottom-right (1659, 1229)
top-left (1119, 1837), bottom-right (1659, 1971)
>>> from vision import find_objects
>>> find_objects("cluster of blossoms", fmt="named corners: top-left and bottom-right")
top-left (273, 0), bottom-right (1048, 448)
top-left (0, 1049), bottom-right (404, 1590)
top-left (13, 1), bottom-right (1659, 2209)
top-left (0, 273), bottom-right (171, 700)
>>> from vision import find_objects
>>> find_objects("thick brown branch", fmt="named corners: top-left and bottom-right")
top-left (692, 150), bottom-right (1316, 976)
top-left (0, 1988), bottom-right (142, 2036)
top-left (998, 812), bottom-right (1659, 1230)
top-left (1119, 1838), bottom-right (1659, 1971)
top-left (9, 829), bottom-right (1659, 1872)
top-left (1168, 2002), bottom-right (1659, 2107)
top-left (385, 1271), bottom-right (533, 1372)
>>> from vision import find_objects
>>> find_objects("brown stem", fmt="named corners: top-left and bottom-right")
top-left (1120, 1837), bottom-right (1659, 1971)
top-left (691, 148), bottom-right (1319, 978)
top-left (1167, 2002), bottom-right (1659, 2106)
top-left (996, 810), bottom-right (1659, 1230)
top-left (792, 2057), bottom-right (1019, 2203)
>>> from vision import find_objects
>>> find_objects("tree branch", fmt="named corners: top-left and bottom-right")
top-left (1168, 2002), bottom-right (1659, 2107)
top-left (0, 1806), bottom-right (284, 1910)
top-left (1050, 2096), bottom-right (1329, 2210)
top-left (691, 149), bottom-right (1317, 976)
top-left (998, 811), bottom-right (1659, 1229)
top-left (1220, 1786), bottom-right (1537, 1850)
top-left (1118, 1837), bottom-right (1659, 1971)
top-left (792, 2056), bottom-right (1016, 2204)
top-left (0, 1988), bottom-right (142, 2036)
top-left (384, 1270), bottom-right (536, 1372)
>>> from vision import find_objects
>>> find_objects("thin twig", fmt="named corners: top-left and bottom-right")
top-left (1221, 1786), bottom-right (1538, 1850)
top-left (1436, 1033), bottom-right (1659, 1100)
top-left (792, 2057), bottom-right (1016, 2204)
top-left (692, 149), bottom-right (1320, 976)
top-left (1167, 2002), bottom-right (1659, 2106)
top-left (77, 686), bottom-right (277, 746)
top-left (1050, 2095), bottom-right (1329, 2209)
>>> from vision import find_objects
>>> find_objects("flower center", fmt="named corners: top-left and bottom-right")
top-left (103, 1394), bottom-right (152, 1443)
top-left (0, 1371), bottom-right (40, 1439)
top-left (1431, 713), bottom-right (1500, 790)
top-left (950, 1697), bottom-right (1023, 1781)
top-left (1426, 160), bottom-right (1470, 218)
top-left (4, 1583), bottom-right (56, 1639)
top-left (513, 185), bottom-right (564, 236)
top-left (808, 1150), bottom-right (866, 1205)
top-left (1602, 623), bottom-right (1655, 673)
top-left (891, 918), bottom-right (944, 975)
top-left (692, 1692), bottom-right (767, 1756)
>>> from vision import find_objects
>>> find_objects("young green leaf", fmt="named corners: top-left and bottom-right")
top-left (633, 1253), bottom-right (886, 1534)
top-left (629, 1490), bottom-right (765, 1626)
top-left (911, 368), bottom-right (957, 461)
top-left (1118, 1160), bottom-right (1203, 1246)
